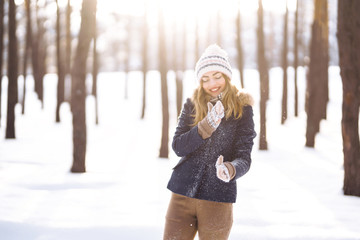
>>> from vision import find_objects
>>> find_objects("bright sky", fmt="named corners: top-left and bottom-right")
top-left (13, 0), bottom-right (298, 21)
top-left (97, 0), bottom-right (298, 18)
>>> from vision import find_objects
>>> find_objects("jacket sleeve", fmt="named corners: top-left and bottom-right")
top-left (172, 99), bottom-right (206, 157)
top-left (230, 105), bottom-right (256, 181)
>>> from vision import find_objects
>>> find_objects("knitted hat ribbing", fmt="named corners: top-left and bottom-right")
top-left (195, 44), bottom-right (232, 83)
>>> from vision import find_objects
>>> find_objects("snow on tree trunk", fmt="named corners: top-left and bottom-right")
top-left (337, 0), bottom-right (360, 197)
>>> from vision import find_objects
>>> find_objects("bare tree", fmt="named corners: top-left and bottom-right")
top-left (21, 0), bottom-right (32, 115)
top-left (173, 18), bottom-right (184, 117)
top-left (158, 6), bottom-right (169, 158)
top-left (175, 20), bottom-right (186, 117)
top-left (257, 0), bottom-right (268, 150)
top-left (281, 2), bottom-right (289, 124)
top-left (0, 0), bottom-right (5, 127)
top-left (337, 0), bottom-right (360, 197)
top-left (267, 12), bottom-right (276, 68)
top-left (65, 0), bottom-right (72, 102)
top-left (141, 5), bottom-right (148, 119)
top-left (55, 0), bottom-right (65, 122)
top-left (70, 0), bottom-right (97, 172)
top-left (6, 0), bottom-right (18, 139)
top-left (235, 4), bottom-right (245, 88)
top-left (32, 0), bottom-right (47, 108)
top-left (92, 16), bottom-right (99, 125)
top-left (298, 0), bottom-right (308, 68)
top-left (293, 0), bottom-right (299, 117)
top-left (194, 17), bottom-right (199, 64)
top-left (172, 19), bottom-right (178, 114)
top-left (305, 0), bottom-right (329, 147)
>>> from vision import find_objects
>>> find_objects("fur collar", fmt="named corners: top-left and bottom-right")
top-left (238, 91), bottom-right (254, 106)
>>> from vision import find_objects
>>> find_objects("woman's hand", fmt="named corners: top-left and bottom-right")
top-left (207, 101), bottom-right (225, 129)
top-left (197, 101), bottom-right (225, 139)
top-left (215, 155), bottom-right (230, 182)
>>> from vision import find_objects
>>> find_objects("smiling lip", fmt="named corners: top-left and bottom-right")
top-left (210, 87), bottom-right (220, 92)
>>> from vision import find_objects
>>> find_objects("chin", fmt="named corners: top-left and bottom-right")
top-left (210, 91), bottom-right (220, 97)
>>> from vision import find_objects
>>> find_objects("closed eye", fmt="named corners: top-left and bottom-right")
top-left (214, 74), bottom-right (223, 79)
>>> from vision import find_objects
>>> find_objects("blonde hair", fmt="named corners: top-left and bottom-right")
top-left (191, 75), bottom-right (249, 126)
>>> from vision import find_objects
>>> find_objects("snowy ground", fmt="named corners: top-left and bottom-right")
top-left (0, 67), bottom-right (359, 240)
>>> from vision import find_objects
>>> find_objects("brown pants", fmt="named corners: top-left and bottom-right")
top-left (163, 193), bottom-right (233, 240)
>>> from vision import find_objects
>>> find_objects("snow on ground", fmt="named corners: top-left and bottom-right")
top-left (0, 67), bottom-right (359, 240)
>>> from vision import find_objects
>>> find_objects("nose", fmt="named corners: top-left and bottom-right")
top-left (208, 78), bottom-right (217, 85)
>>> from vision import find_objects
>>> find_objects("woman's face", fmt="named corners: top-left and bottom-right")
top-left (201, 71), bottom-right (226, 97)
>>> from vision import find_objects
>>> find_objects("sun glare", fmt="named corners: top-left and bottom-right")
top-left (98, 0), bottom-right (145, 16)
top-left (263, 0), bottom-right (298, 13)
top-left (97, 0), bottom-right (298, 22)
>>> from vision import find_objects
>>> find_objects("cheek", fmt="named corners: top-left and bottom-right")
top-left (202, 82), bottom-right (210, 91)
top-left (219, 80), bottom-right (226, 90)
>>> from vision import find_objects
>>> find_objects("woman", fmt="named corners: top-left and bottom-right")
top-left (164, 44), bottom-right (256, 240)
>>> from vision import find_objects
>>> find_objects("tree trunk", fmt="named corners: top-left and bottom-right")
top-left (141, 7), bottom-right (148, 119)
top-left (266, 12), bottom-right (275, 69)
top-left (6, 0), bottom-right (18, 139)
top-left (0, 0), bottom-right (5, 127)
top-left (175, 72), bottom-right (183, 118)
top-left (281, 3), bottom-right (289, 124)
top-left (31, 2), bottom-right (39, 103)
top-left (65, 0), bottom-right (72, 102)
top-left (236, 6), bottom-right (245, 88)
top-left (92, 17), bottom-right (99, 125)
top-left (257, 0), bottom-right (268, 150)
top-left (305, 0), bottom-right (328, 147)
top-left (158, 7), bottom-right (169, 158)
top-left (56, 0), bottom-right (65, 122)
top-left (172, 20), bottom-right (178, 115)
top-left (32, 0), bottom-right (47, 108)
top-left (337, 0), bottom-right (360, 197)
top-left (71, 0), bottom-right (97, 173)
top-left (21, 0), bottom-right (32, 115)
top-left (293, 0), bottom-right (299, 117)
top-left (172, 19), bottom-right (183, 117)
top-left (298, 0), bottom-right (308, 67)
top-left (176, 20), bottom-right (186, 117)
top-left (37, 1), bottom-right (46, 107)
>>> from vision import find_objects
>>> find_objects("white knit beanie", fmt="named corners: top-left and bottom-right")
top-left (195, 44), bottom-right (232, 83)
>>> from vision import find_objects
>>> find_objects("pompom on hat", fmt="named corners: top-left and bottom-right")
top-left (195, 44), bottom-right (232, 83)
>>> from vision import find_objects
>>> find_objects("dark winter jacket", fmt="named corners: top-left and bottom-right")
top-left (167, 96), bottom-right (256, 203)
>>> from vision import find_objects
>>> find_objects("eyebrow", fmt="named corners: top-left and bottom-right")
top-left (202, 72), bottom-right (221, 78)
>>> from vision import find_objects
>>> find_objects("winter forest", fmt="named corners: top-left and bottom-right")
top-left (1, 0), bottom-right (360, 239)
